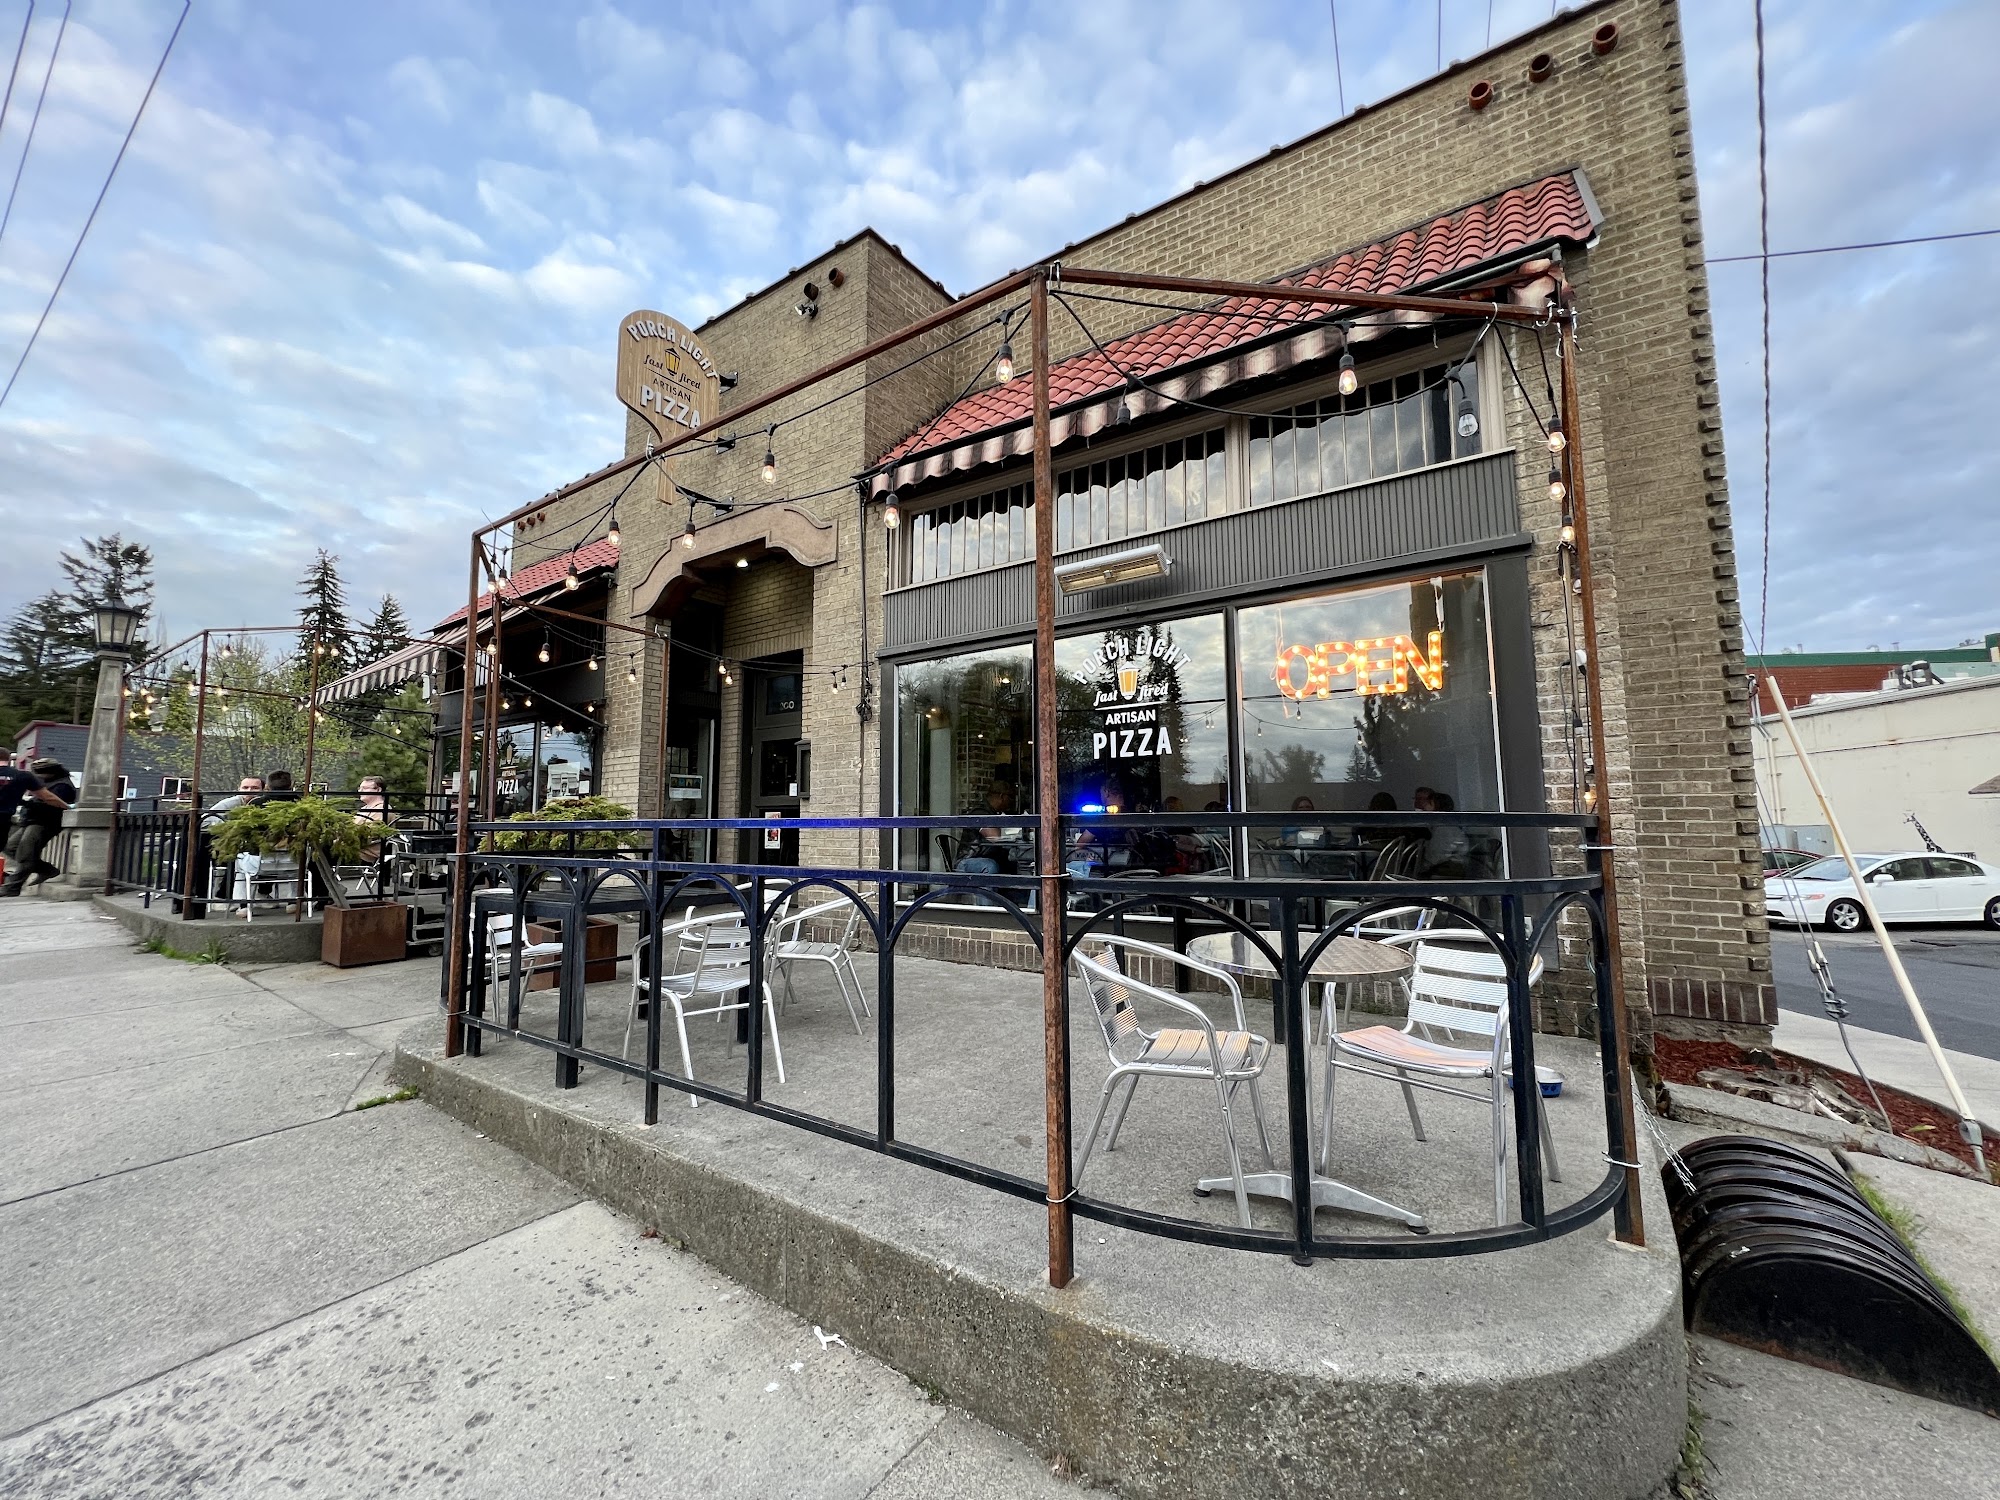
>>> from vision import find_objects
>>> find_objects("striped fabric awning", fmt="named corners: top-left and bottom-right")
top-left (320, 634), bottom-right (455, 704)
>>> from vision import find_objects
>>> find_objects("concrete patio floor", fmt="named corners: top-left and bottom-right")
top-left (404, 932), bottom-right (1687, 1500)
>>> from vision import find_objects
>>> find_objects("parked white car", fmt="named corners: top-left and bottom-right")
top-left (1764, 853), bottom-right (2000, 932)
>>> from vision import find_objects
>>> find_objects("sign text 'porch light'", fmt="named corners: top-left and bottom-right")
top-left (1274, 632), bottom-right (1446, 699)
top-left (616, 309), bottom-right (722, 445)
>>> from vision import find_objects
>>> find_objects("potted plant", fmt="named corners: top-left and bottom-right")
top-left (211, 797), bottom-right (367, 866)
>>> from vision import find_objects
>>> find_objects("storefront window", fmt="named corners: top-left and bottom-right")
top-left (1055, 613), bottom-right (1233, 876)
top-left (1247, 359), bottom-right (1481, 509)
top-left (1236, 571), bottom-right (1500, 877)
top-left (894, 644), bottom-right (1033, 873)
top-left (490, 722), bottom-right (598, 817)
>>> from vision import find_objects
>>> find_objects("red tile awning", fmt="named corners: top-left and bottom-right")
top-left (871, 169), bottom-right (1601, 495)
top-left (434, 537), bottom-right (621, 629)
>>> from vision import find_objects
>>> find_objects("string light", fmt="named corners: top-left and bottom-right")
top-left (538, 632), bottom-right (552, 664)
top-left (682, 508), bottom-right (697, 549)
top-left (883, 495), bottom-right (901, 528)
top-left (563, 558), bottom-right (580, 591)
top-left (588, 654), bottom-right (599, 672)
top-left (1114, 393), bottom-right (1133, 426)
top-left (1451, 375), bottom-right (1479, 438)
top-left (1559, 523), bottom-right (1576, 546)
top-left (1547, 466), bottom-right (1566, 503)
top-left (761, 426), bottom-right (777, 484)
top-left (1337, 331), bottom-right (1359, 397)
top-left (626, 657), bottom-right (638, 685)
top-left (735, 556), bottom-right (749, 569)
top-left (607, 513), bottom-right (621, 548)
top-left (1547, 416), bottom-right (1566, 454)
top-left (995, 339), bottom-right (1016, 382)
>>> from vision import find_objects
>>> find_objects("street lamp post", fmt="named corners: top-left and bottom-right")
top-left (49, 594), bottom-right (143, 899)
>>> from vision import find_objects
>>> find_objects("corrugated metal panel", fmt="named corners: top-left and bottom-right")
top-left (882, 451), bottom-right (1521, 653)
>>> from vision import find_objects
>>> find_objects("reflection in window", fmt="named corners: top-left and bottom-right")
top-left (1236, 571), bottom-right (1499, 878)
top-left (1054, 614), bottom-right (1233, 876)
top-left (894, 645), bottom-right (1033, 874)
top-left (1248, 360), bottom-right (1480, 509)
top-left (902, 482), bottom-right (1035, 585)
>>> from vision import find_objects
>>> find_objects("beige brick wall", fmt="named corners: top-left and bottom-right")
top-left (510, 0), bottom-right (1767, 1039)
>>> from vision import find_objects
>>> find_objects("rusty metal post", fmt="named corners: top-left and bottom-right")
top-left (1030, 270), bottom-right (1075, 1288)
top-left (443, 543), bottom-right (482, 1057)
top-left (178, 631), bottom-right (211, 921)
top-left (1557, 297), bottom-right (1645, 1247)
top-left (481, 583), bottom-right (503, 821)
top-left (302, 637), bottom-right (321, 793)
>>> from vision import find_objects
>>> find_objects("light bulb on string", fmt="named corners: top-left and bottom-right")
top-left (1114, 393), bottom-right (1133, 426)
top-left (1582, 782), bottom-right (1598, 812)
top-left (995, 340), bottom-right (1015, 383)
top-left (761, 427), bottom-right (777, 484)
top-left (1547, 417), bottom-right (1566, 455)
top-left (626, 658), bottom-right (638, 685)
top-left (1452, 377), bottom-right (1479, 438)
top-left (682, 509), bottom-right (697, 549)
top-left (883, 496), bottom-right (900, 528)
top-left (1337, 331), bottom-right (1358, 396)
top-left (607, 513), bottom-right (621, 548)
top-left (1547, 466), bottom-right (1566, 503)
top-left (1559, 523), bottom-right (1576, 546)
top-left (563, 558), bottom-right (579, 590)
top-left (538, 634), bottom-right (552, 665)
top-left (587, 654), bottom-right (598, 672)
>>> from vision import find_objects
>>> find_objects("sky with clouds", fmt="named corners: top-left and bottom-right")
top-left (0, 0), bottom-right (1992, 652)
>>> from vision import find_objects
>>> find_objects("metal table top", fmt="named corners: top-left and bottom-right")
top-left (1185, 930), bottom-right (1414, 982)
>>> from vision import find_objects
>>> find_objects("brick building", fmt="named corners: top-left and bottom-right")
top-left (460, 0), bottom-right (1768, 1044)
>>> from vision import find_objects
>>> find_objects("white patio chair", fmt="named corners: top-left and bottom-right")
top-left (621, 914), bottom-right (785, 1106)
top-left (237, 853), bottom-right (309, 920)
top-left (767, 897), bottom-right (869, 1035)
top-left (479, 909), bottom-right (564, 1028)
top-left (1071, 935), bottom-right (1274, 1227)
top-left (1325, 939), bottom-right (1561, 1226)
top-left (628, 905), bottom-right (699, 1043)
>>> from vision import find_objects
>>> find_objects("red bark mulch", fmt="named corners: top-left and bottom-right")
top-left (1653, 1035), bottom-right (2000, 1176)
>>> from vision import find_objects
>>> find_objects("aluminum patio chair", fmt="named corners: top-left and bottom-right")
top-left (1325, 938), bottom-right (1561, 1226)
top-left (621, 913), bottom-right (785, 1106)
top-left (480, 909), bottom-right (563, 1029)
top-left (1071, 935), bottom-right (1274, 1227)
top-left (767, 897), bottom-right (869, 1035)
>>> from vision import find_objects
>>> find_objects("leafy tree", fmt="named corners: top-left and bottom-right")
top-left (142, 638), bottom-right (356, 793)
top-left (357, 593), bottom-right (411, 666)
top-left (296, 549), bottom-right (352, 680)
top-left (354, 681), bottom-right (431, 795)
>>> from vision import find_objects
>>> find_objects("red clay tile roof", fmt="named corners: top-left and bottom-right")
top-left (435, 537), bottom-right (620, 628)
top-left (878, 171), bottom-right (1598, 468)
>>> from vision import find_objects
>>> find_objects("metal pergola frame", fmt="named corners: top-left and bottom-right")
top-left (449, 260), bottom-right (1640, 1284)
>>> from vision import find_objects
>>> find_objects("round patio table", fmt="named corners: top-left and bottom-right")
top-left (1183, 930), bottom-right (1425, 1232)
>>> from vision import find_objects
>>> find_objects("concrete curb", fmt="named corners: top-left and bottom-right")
top-left (91, 892), bottom-right (323, 964)
top-left (394, 1024), bottom-right (1686, 1500)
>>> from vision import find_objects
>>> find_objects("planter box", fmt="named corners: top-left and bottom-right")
top-left (525, 915), bottom-right (619, 989)
top-left (321, 903), bottom-right (408, 968)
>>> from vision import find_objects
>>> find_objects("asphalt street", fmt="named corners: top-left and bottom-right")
top-left (0, 898), bottom-right (1075, 1500)
top-left (1771, 924), bottom-right (2000, 1062)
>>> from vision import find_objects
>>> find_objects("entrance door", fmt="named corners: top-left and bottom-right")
top-left (744, 656), bottom-right (802, 865)
top-left (662, 709), bottom-right (716, 862)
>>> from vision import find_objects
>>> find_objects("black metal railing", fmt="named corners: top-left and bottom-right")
top-left (452, 811), bottom-right (1632, 1262)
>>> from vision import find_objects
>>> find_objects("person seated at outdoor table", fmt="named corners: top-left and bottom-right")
top-left (201, 776), bottom-right (265, 825)
top-left (957, 783), bottom-right (1023, 876)
top-left (258, 770), bottom-right (299, 803)
top-left (353, 776), bottom-right (391, 863)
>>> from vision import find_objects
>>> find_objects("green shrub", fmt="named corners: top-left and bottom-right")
top-left (210, 797), bottom-right (367, 865)
top-left (490, 796), bottom-right (635, 853)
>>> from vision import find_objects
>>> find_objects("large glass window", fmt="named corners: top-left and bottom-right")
top-left (1054, 614), bottom-right (1233, 875)
top-left (1055, 429), bottom-right (1227, 552)
top-left (894, 645), bottom-right (1034, 873)
top-left (902, 482), bottom-right (1036, 585)
top-left (1236, 570), bottom-right (1500, 877)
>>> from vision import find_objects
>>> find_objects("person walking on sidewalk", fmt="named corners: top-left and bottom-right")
top-left (1, 759), bottom-right (77, 895)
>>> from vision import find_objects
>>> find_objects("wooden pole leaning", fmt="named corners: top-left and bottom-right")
top-left (1557, 297), bottom-right (1645, 1246)
top-left (1759, 675), bottom-right (1990, 1180)
top-left (1030, 270), bottom-right (1076, 1289)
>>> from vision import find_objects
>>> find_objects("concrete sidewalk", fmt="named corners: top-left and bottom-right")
top-left (0, 899), bottom-right (1075, 1499)
top-left (1775, 1009), bottom-right (2000, 1132)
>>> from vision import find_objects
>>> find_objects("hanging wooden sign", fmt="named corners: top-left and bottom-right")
top-left (615, 309), bottom-right (722, 446)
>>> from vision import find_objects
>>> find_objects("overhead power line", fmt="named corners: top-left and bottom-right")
top-left (0, 0), bottom-right (68, 247)
top-left (0, 4), bottom-right (37, 164)
top-left (1707, 226), bottom-right (2000, 264)
top-left (0, 0), bottom-right (188, 413)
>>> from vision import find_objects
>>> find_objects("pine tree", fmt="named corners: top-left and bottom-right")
top-left (358, 594), bottom-right (411, 667)
top-left (59, 534), bottom-right (155, 621)
top-left (0, 591), bottom-right (93, 739)
top-left (296, 549), bottom-right (352, 681)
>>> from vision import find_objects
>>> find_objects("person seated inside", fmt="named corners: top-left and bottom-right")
top-left (957, 783), bottom-right (1023, 877)
top-left (1068, 775), bottom-right (1136, 876)
top-left (1414, 785), bottom-right (1471, 876)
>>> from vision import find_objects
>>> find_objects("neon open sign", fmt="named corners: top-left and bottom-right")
top-left (1274, 631), bottom-right (1445, 700)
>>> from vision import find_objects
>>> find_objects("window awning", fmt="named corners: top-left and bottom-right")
top-left (434, 536), bottom-right (621, 629)
top-left (869, 170), bottom-right (1602, 497)
top-left (320, 635), bottom-right (454, 704)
